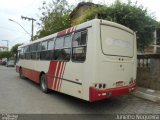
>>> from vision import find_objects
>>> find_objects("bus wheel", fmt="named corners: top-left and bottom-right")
top-left (40, 74), bottom-right (49, 93)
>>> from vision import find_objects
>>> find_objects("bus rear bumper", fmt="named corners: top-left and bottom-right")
top-left (89, 83), bottom-right (136, 102)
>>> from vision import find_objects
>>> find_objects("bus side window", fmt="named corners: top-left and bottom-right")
top-left (36, 42), bottom-right (41, 60)
top-left (40, 39), bottom-right (54, 60)
top-left (19, 48), bottom-right (22, 59)
top-left (31, 43), bottom-right (37, 60)
top-left (72, 30), bottom-right (87, 62)
top-left (19, 47), bottom-right (24, 59)
top-left (24, 45), bottom-right (31, 60)
top-left (40, 41), bottom-right (48, 60)
top-left (63, 35), bottom-right (71, 61)
top-left (53, 36), bottom-right (64, 61)
top-left (53, 35), bottom-right (71, 61)
top-left (47, 39), bottom-right (54, 60)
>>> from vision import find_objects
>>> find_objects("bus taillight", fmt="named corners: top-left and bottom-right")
top-left (93, 83), bottom-right (107, 89)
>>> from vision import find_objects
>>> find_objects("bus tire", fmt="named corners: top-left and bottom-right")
top-left (40, 74), bottom-right (49, 93)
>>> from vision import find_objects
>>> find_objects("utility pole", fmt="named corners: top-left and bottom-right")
top-left (21, 16), bottom-right (36, 41)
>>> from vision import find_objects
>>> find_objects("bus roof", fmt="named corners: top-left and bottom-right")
top-left (18, 19), bottom-right (134, 49)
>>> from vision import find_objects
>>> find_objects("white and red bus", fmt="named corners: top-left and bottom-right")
top-left (16, 19), bottom-right (137, 102)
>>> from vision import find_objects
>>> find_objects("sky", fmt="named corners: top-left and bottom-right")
top-left (0, 0), bottom-right (160, 49)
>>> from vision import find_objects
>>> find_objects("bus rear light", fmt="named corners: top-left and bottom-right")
top-left (103, 84), bottom-right (106, 88)
top-left (93, 83), bottom-right (107, 89)
top-left (99, 84), bottom-right (102, 89)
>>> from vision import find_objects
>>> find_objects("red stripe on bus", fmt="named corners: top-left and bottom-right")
top-left (56, 62), bottom-right (64, 91)
top-left (57, 26), bottom-right (76, 37)
top-left (58, 62), bottom-right (66, 91)
top-left (52, 61), bottom-right (59, 89)
top-left (47, 61), bottom-right (58, 89)
top-left (57, 30), bottom-right (66, 36)
top-left (53, 62), bottom-right (62, 90)
top-left (58, 62), bottom-right (65, 91)
top-left (68, 28), bottom-right (72, 33)
top-left (55, 61), bottom-right (63, 90)
top-left (71, 27), bottom-right (74, 32)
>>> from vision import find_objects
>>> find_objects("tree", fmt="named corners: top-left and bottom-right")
top-left (0, 51), bottom-right (11, 59)
top-left (10, 43), bottom-right (22, 61)
top-left (80, 0), bottom-right (158, 51)
top-left (35, 0), bottom-right (73, 38)
top-left (10, 43), bottom-right (22, 55)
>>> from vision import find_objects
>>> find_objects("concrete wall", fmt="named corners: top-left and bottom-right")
top-left (137, 54), bottom-right (160, 90)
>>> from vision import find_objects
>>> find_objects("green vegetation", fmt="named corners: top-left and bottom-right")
top-left (10, 43), bottom-right (22, 56)
top-left (0, 44), bottom-right (22, 60)
top-left (0, 51), bottom-right (11, 59)
top-left (35, 0), bottom-right (73, 39)
top-left (82, 0), bottom-right (158, 51)
top-left (35, 0), bottom-right (159, 51)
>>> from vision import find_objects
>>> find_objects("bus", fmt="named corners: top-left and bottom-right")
top-left (16, 19), bottom-right (137, 102)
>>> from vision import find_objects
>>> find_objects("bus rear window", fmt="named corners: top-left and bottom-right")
top-left (100, 25), bottom-right (134, 57)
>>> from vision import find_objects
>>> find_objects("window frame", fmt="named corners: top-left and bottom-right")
top-left (19, 47), bottom-right (24, 59)
top-left (40, 38), bottom-right (54, 61)
top-left (53, 34), bottom-right (72, 62)
top-left (71, 29), bottom-right (88, 63)
top-left (24, 45), bottom-right (31, 60)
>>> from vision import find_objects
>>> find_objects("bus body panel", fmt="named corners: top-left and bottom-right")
top-left (16, 19), bottom-right (137, 102)
top-left (88, 20), bottom-right (137, 101)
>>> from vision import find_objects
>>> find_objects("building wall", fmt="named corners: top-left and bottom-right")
top-left (70, 3), bottom-right (95, 26)
top-left (137, 54), bottom-right (160, 90)
top-left (0, 47), bottom-right (8, 51)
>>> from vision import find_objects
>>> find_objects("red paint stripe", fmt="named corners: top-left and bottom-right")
top-left (53, 62), bottom-right (62, 90)
top-left (68, 28), bottom-right (72, 33)
top-left (57, 62), bottom-right (65, 91)
top-left (56, 61), bottom-right (64, 91)
top-left (52, 61), bottom-right (60, 89)
top-left (73, 26), bottom-right (77, 32)
top-left (58, 62), bottom-right (66, 91)
top-left (57, 30), bottom-right (66, 36)
top-left (71, 27), bottom-right (74, 32)
top-left (57, 26), bottom-right (76, 37)
top-left (47, 61), bottom-right (58, 89)
top-left (55, 61), bottom-right (63, 90)
top-left (52, 61), bottom-right (59, 89)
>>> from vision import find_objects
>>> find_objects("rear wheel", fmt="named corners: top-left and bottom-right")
top-left (40, 74), bottom-right (49, 93)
